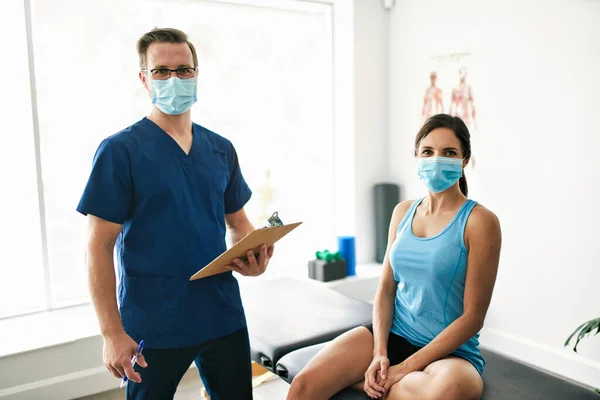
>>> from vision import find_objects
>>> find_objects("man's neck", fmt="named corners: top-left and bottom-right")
top-left (148, 108), bottom-right (192, 137)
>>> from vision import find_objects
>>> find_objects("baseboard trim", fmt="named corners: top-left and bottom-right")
top-left (0, 366), bottom-right (114, 399)
top-left (0, 364), bottom-right (199, 399)
top-left (480, 327), bottom-right (600, 389)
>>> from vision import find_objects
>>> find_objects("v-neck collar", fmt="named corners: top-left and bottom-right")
top-left (143, 117), bottom-right (197, 158)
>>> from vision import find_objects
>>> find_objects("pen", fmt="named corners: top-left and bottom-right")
top-left (120, 339), bottom-right (144, 388)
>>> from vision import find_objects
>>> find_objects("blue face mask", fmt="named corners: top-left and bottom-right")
top-left (417, 156), bottom-right (463, 193)
top-left (151, 77), bottom-right (197, 115)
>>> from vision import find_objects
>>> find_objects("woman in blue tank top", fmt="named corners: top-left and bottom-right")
top-left (288, 114), bottom-right (502, 400)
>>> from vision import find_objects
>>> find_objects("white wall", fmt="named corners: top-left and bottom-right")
top-left (353, 0), bottom-right (390, 263)
top-left (388, 0), bottom-right (600, 388)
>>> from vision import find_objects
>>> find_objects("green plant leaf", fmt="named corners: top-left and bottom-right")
top-left (565, 317), bottom-right (600, 352)
top-left (565, 320), bottom-right (588, 348)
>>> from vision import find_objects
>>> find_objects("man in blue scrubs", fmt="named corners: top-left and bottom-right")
top-left (77, 28), bottom-right (272, 400)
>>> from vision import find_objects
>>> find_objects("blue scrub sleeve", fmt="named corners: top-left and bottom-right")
top-left (76, 138), bottom-right (133, 224)
top-left (224, 145), bottom-right (252, 214)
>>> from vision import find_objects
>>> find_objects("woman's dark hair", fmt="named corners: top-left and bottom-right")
top-left (414, 114), bottom-right (471, 196)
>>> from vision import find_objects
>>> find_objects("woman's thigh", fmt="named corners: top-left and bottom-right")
top-left (287, 326), bottom-right (374, 400)
top-left (388, 356), bottom-right (483, 400)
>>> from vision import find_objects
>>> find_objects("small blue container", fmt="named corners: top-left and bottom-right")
top-left (337, 236), bottom-right (356, 276)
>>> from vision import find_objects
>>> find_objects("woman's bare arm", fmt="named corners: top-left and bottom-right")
top-left (372, 200), bottom-right (414, 357)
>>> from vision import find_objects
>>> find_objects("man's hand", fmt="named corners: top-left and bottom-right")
top-left (225, 244), bottom-right (274, 276)
top-left (103, 331), bottom-right (147, 382)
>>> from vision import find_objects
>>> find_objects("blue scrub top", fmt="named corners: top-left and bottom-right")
top-left (77, 117), bottom-right (252, 349)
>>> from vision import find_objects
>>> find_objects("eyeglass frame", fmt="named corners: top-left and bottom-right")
top-left (141, 67), bottom-right (198, 80)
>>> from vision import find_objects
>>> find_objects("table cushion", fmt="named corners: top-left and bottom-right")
top-left (240, 277), bottom-right (373, 370)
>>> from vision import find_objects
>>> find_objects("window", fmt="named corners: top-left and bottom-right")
top-left (0, 0), bottom-right (46, 318)
top-left (2, 0), bottom-right (335, 316)
top-left (187, 2), bottom-right (335, 277)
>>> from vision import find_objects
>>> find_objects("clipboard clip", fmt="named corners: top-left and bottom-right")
top-left (266, 211), bottom-right (284, 227)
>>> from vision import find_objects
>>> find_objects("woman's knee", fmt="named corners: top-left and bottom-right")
top-left (387, 371), bottom-right (481, 400)
top-left (441, 374), bottom-right (483, 400)
top-left (430, 363), bottom-right (483, 400)
top-left (287, 370), bottom-right (318, 399)
top-left (387, 372), bottom-right (430, 399)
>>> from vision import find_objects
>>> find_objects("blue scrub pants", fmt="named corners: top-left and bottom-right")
top-left (126, 327), bottom-right (252, 400)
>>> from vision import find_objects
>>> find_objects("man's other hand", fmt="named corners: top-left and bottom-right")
top-left (103, 331), bottom-right (147, 382)
top-left (225, 244), bottom-right (274, 276)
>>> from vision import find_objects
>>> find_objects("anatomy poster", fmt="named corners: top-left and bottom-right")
top-left (420, 52), bottom-right (483, 137)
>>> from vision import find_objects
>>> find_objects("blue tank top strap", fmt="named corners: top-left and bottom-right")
top-left (455, 199), bottom-right (478, 229)
top-left (451, 200), bottom-right (478, 251)
top-left (396, 198), bottom-right (425, 233)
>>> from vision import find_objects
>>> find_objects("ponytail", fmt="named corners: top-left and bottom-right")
top-left (459, 173), bottom-right (468, 196)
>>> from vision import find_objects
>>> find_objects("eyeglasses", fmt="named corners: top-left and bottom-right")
top-left (142, 67), bottom-right (197, 80)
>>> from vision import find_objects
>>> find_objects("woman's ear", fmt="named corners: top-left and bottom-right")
top-left (462, 157), bottom-right (470, 169)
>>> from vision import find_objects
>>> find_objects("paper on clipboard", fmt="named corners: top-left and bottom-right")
top-left (189, 221), bottom-right (302, 281)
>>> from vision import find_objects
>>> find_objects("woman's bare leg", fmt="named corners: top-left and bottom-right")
top-left (387, 357), bottom-right (483, 400)
top-left (286, 326), bottom-right (374, 400)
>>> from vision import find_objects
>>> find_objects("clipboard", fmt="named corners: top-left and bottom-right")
top-left (189, 221), bottom-right (302, 281)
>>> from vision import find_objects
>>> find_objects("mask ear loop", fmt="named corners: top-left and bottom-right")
top-left (461, 156), bottom-right (470, 169)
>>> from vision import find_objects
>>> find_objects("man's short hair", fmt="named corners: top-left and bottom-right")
top-left (136, 28), bottom-right (198, 69)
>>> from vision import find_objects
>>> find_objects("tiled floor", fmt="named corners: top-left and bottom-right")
top-left (77, 368), bottom-right (290, 400)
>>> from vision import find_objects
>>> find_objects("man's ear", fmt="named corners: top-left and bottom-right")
top-left (139, 71), bottom-right (151, 95)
